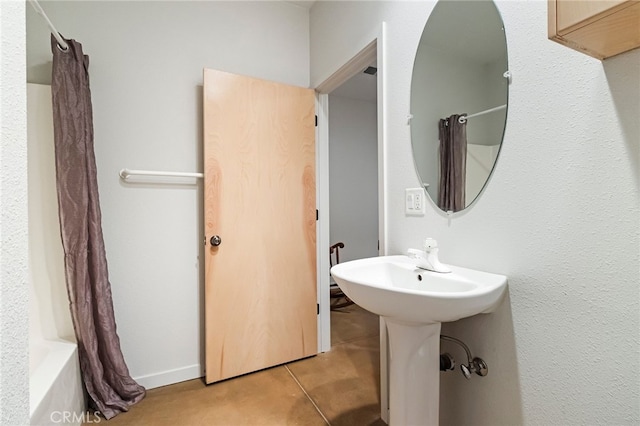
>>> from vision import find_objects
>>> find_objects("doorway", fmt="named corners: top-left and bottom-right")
top-left (315, 28), bottom-right (387, 353)
top-left (327, 66), bottom-right (379, 346)
top-left (314, 25), bottom-right (388, 422)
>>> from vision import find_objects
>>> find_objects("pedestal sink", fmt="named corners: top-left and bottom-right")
top-left (330, 255), bottom-right (507, 426)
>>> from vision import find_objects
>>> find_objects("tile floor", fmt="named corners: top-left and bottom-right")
top-left (91, 305), bottom-right (383, 426)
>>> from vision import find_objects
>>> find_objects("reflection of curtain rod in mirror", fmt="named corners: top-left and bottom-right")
top-left (458, 104), bottom-right (506, 124)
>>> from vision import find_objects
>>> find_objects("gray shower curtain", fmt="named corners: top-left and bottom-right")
top-left (50, 35), bottom-right (145, 420)
top-left (438, 115), bottom-right (467, 212)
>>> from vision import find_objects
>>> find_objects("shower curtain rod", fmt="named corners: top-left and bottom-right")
top-left (119, 168), bottom-right (204, 180)
top-left (28, 0), bottom-right (69, 51)
top-left (458, 104), bottom-right (506, 124)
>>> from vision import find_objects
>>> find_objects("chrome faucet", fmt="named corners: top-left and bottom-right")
top-left (407, 238), bottom-right (451, 273)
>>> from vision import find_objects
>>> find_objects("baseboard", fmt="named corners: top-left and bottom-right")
top-left (134, 364), bottom-right (203, 390)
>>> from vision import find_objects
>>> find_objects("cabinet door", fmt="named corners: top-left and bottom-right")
top-left (549, 0), bottom-right (640, 59)
top-left (556, 0), bottom-right (628, 33)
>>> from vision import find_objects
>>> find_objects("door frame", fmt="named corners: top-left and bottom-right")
top-left (314, 22), bottom-right (388, 352)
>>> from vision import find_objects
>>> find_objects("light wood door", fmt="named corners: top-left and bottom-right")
top-left (203, 69), bottom-right (317, 384)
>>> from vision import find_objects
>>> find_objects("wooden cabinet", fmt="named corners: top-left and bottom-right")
top-left (548, 0), bottom-right (640, 59)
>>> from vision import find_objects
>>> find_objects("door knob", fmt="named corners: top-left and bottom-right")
top-left (210, 235), bottom-right (222, 246)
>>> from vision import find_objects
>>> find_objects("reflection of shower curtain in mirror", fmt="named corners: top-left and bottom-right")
top-left (438, 115), bottom-right (467, 212)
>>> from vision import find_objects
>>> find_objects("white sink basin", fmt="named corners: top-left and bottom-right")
top-left (330, 255), bottom-right (507, 426)
top-left (330, 255), bottom-right (507, 324)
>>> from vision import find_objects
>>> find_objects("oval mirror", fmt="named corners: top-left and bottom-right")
top-left (410, 0), bottom-right (508, 213)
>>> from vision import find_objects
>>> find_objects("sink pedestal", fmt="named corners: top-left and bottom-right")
top-left (330, 255), bottom-right (508, 425)
top-left (385, 319), bottom-right (441, 426)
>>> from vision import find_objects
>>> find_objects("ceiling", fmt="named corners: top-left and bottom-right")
top-left (285, 1), bottom-right (317, 9)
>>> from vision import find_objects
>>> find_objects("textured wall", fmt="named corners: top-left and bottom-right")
top-left (311, 1), bottom-right (640, 424)
top-left (26, 1), bottom-right (310, 389)
top-left (0, 0), bottom-right (30, 423)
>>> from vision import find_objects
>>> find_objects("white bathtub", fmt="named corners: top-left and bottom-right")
top-left (29, 339), bottom-right (86, 426)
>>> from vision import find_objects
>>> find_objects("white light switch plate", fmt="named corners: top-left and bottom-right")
top-left (405, 188), bottom-right (425, 216)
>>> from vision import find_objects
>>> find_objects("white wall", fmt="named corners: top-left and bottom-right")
top-left (28, 84), bottom-right (75, 344)
top-left (311, 1), bottom-right (640, 425)
top-left (0, 1), bottom-right (30, 423)
top-left (26, 1), bottom-right (310, 389)
top-left (329, 94), bottom-right (378, 263)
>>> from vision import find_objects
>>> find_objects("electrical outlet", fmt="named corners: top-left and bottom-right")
top-left (405, 188), bottom-right (425, 216)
